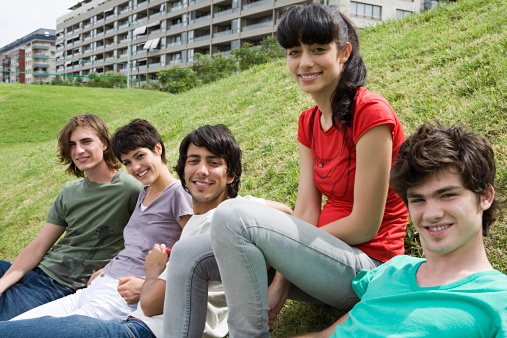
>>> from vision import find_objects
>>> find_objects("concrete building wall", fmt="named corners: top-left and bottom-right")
top-left (53, 0), bottom-right (434, 86)
top-left (0, 29), bottom-right (56, 83)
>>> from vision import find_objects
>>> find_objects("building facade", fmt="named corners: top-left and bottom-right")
top-left (55, 0), bottom-right (436, 86)
top-left (0, 29), bottom-right (56, 84)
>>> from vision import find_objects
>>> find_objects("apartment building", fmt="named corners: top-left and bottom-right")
top-left (0, 29), bottom-right (56, 84)
top-left (56, 0), bottom-right (436, 86)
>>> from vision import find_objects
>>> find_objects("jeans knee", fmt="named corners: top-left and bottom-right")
top-left (212, 199), bottom-right (254, 237)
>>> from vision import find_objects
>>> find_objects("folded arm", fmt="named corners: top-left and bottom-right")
top-left (139, 244), bottom-right (169, 316)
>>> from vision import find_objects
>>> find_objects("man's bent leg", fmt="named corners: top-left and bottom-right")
top-left (164, 234), bottom-right (222, 338)
top-left (0, 261), bottom-right (74, 321)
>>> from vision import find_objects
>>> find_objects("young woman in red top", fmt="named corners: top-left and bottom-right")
top-left (210, 4), bottom-right (408, 337)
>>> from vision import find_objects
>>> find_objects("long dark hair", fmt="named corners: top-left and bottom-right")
top-left (276, 4), bottom-right (367, 128)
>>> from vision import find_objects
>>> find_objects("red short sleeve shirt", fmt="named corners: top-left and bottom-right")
top-left (297, 87), bottom-right (408, 262)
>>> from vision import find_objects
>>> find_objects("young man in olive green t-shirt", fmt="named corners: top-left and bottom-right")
top-left (0, 114), bottom-right (141, 320)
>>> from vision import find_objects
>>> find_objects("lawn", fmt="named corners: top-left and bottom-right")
top-left (0, 0), bottom-right (506, 335)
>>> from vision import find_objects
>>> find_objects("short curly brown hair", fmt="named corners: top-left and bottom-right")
top-left (390, 122), bottom-right (502, 235)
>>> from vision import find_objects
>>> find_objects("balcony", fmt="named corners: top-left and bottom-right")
top-left (189, 15), bottom-right (211, 24)
top-left (136, 1), bottom-right (148, 9)
top-left (149, 12), bottom-right (163, 19)
top-left (194, 34), bottom-right (210, 42)
top-left (171, 4), bottom-right (184, 12)
top-left (33, 54), bottom-right (50, 59)
top-left (33, 71), bottom-right (50, 77)
top-left (33, 45), bottom-right (50, 50)
top-left (242, 20), bottom-right (272, 31)
top-left (189, 0), bottom-right (208, 6)
top-left (213, 29), bottom-right (232, 38)
top-left (171, 23), bottom-right (184, 29)
top-left (243, 0), bottom-right (271, 10)
top-left (214, 8), bottom-right (236, 18)
top-left (34, 62), bottom-right (50, 68)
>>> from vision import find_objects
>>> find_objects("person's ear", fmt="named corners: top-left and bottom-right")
top-left (340, 42), bottom-right (352, 63)
top-left (227, 176), bottom-right (235, 185)
top-left (154, 142), bottom-right (162, 156)
top-left (479, 184), bottom-right (495, 211)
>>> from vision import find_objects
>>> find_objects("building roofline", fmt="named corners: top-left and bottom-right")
top-left (0, 29), bottom-right (56, 55)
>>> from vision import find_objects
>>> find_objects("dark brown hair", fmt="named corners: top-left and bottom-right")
top-left (390, 122), bottom-right (503, 235)
top-left (112, 119), bottom-right (167, 164)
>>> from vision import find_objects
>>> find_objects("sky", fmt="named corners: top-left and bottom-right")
top-left (0, 0), bottom-right (79, 48)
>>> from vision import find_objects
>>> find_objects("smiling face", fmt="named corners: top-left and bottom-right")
top-left (407, 169), bottom-right (494, 258)
top-left (286, 42), bottom-right (350, 102)
top-left (69, 126), bottom-right (108, 175)
top-left (120, 143), bottom-right (163, 186)
top-left (183, 143), bottom-right (233, 214)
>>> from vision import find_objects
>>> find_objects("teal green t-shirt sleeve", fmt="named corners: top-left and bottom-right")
top-left (495, 307), bottom-right (507, 337)
top-left (351, 257), bottom-right (396, 299)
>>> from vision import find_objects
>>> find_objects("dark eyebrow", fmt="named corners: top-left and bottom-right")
top-left (78, 137), bottom-right (94, 143)
top-left (407, 185), bottom-right (462, 199)
top-left (433, 186), bottom-right (462, 195)
top-left (187, 154), bottom-right (221, 160)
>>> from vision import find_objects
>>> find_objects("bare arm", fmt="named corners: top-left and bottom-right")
top-left (139, 244), bottom-right (168, 317)
top-left (0, 222), bottom-right (65, 296)
top-left (320, 125), bottom-right (393, 245)
top-left (293, 142), bottom-right (322, 225)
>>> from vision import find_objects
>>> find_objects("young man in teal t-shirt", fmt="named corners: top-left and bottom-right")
top-left (298, 123), bottom-right (507, 338)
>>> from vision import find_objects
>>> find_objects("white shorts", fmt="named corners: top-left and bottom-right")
top-left (12, 272), bottom-right (138, 321)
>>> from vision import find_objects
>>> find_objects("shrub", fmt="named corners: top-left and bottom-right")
top-left (191, 52), bottom-right (238, 84)
top-left (157, 66), bottom-right (201, 93)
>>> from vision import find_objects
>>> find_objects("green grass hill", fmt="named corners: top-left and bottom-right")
top-left (0, 0), bottom-right (506, 335)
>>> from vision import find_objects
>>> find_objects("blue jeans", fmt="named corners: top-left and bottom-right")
top-left (0, 260), bottom-right (74, 321)
top-left (163, 234), bottom-right (223, 338)
top-left (0, 315), bottom-right (155, 338)
top-left (210, 199), bottom-right (381, 338)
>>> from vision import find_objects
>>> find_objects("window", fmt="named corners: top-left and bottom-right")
top-left (349, 2), bottom-right (381, 20)
top-left (396, 9), bottom-right (412, 19)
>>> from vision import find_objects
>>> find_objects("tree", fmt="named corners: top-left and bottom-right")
top-left (231, 36), bottom-right (284, 71)
top-left (157, 66), bottom-right (201, 93)
top-left (51, 76), bottom-right (64, 86)
top-left (191, 52), bottom-right (238, 84)
top-left (86, 72), bottom-right (126, 88)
